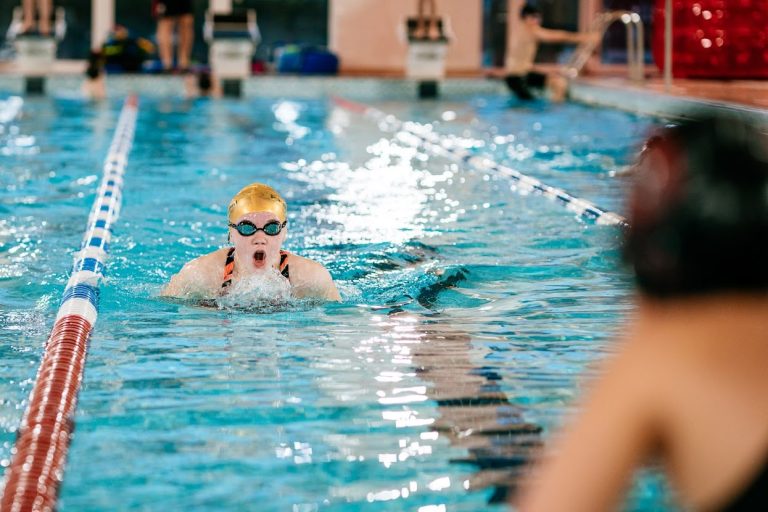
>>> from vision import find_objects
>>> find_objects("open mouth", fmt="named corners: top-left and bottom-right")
top-left (253, 250), bottom-right (267, 266)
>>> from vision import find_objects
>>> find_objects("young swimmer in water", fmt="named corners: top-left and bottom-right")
top-left (161, 182), bottom-right (341, 302)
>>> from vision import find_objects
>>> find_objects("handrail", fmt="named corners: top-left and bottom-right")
top-left (563, 10), bottom-right (645, 83)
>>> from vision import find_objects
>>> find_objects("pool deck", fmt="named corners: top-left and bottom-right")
top-left (569, 74), bottom-right (768, 123)
top-left (0, 59), bottom-right (766, 121)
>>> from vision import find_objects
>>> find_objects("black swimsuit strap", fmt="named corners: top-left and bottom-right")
top-left (720, 448), bottom-right (768, 511)
top-left (279, 251), bottom-right (290, 279)
top-left (221, 247), bottom-right (236, 290)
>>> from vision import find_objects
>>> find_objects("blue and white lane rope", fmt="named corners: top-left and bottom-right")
top-left (57, 97), bottom-right (138, 324)
top-left (333, 97), bottom-right (628, 228)
top-left (0, 96), bottom-right (138, 512)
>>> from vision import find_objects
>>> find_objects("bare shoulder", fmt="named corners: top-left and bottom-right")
top-left (284, 252), bottom-right (341, 301)
top-left (161, 247), bottom-right (230, 298)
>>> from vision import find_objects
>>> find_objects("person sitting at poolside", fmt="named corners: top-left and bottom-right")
top-left (161, 183), bottom-right (341, 302)
top-left (515, 112), bottom-right (768, 511)
top-left (504, 3), bottom-right (596, 102)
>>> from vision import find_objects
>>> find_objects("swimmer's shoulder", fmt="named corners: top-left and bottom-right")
top-left (162, 247), bottom-right (230, 297)
top-left (283, 251), bottom-right (329, 276)
top-left (283, 252), bottom-right (341, 301)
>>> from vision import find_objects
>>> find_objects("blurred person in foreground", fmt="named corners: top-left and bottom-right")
top-left (504, 3), bottom-right (596, 102)
top-left (515, 112), bottom-right (768, 511)
top-left (161, 183), bottom-right (341, 302)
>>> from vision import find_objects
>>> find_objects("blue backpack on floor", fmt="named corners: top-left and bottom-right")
top-left (275, 45), bottom-right (338, 75)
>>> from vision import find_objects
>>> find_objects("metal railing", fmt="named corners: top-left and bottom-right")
top-left (563, 10), bottom-right (645, 83)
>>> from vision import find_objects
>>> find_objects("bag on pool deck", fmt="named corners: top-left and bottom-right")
top-left (275, 44), bottom-right (339, 75)
top-left (301, 47), bottom-right (339, 74)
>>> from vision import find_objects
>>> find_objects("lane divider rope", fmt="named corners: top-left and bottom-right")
top-left (0, 95), bottom-right (138, 512)
top-left (332, 96), bottom-right (627, 227)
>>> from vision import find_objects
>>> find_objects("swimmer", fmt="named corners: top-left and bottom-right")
top-left (161, 183), bottom-right (341, 302)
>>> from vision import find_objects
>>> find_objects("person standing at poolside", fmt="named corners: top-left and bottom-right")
top-left (504, 3), bottom-right (595, 102)
top-left (161, 183), bottom-right (341, 302)
top-left (20, 0), bottom-right (52, 35)
top-left (515, 113), bottom-right (768, 511)
top-left (411, 0), bottom-right (441, 40)
top-left (154, 0), bottom-right (194, 72)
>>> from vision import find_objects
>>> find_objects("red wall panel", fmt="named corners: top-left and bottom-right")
top-left (652, 0), bottom-right (768, 78)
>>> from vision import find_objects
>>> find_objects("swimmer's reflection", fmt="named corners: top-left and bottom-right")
top-left (383, 269), bottom-right (542, 504)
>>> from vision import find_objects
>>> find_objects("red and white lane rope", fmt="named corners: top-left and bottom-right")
top-left (332, 96), bottom-right (627, 228)
top-left (0, 96), bottom-right (138, 512)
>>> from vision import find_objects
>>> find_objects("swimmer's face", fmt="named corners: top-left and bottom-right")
top-left (230, 211), bottom-right (287, 275)
top-left (523, 14), bottom-right (542, 27)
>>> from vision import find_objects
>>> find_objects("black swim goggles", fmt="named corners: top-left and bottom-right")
top-left (228, 220), bottom-right (287, 236)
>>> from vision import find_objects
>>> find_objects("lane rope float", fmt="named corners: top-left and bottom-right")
top-left (0, 95), bottom-right (138, 512)
top-left (332, 96), bottom-right (628, 228)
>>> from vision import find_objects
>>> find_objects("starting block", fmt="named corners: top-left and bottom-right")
top-left (204, 8), bottom-right (260, 97)
top-left (403, 16), bottom-right (451, 98)
top-left (7, 6), bottom-right (67, 94)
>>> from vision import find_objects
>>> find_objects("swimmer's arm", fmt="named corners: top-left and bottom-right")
top-left (160, 254), bottom-right (221, 298)
top-left (291, 259), bottom-right (341, 302)
top-left (534, 26), bottom-right (592, 45)
top-left (160, 263), bottom-right (199, 297)
top-left (514, 340), bottom-right (661, 511)
top-left (315, 266), bottom-right (342, 302)
top-left (160, 269), bottom-right (190, 297)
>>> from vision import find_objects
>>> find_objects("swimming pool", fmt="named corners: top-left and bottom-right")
top-left (1, 89), bottom-right (668, 510)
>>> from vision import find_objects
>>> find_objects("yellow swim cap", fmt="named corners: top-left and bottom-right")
top-left (227, 183), bottom-right (287, 223)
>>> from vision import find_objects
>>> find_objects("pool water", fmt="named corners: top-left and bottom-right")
top-left (0, 92), bottom-right (671, 510)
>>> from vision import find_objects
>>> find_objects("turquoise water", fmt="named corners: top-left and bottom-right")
top-left (0, 92), bottom-right (669, 510)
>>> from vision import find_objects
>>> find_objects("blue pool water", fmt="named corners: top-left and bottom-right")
top-left (1, 91), bottom-right (670, 510)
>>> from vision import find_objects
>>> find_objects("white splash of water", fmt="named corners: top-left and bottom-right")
top-left (216, 268), bottom-right (292, 310)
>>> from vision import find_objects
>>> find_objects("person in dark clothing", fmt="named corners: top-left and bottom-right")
top-left (515, 112), bottom-right (768, 511)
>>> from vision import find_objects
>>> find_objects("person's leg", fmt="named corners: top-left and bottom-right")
top-left (21, 0), bottom-right (35, 32)
top-left (177, 13), bottom-right (194, 70)
top-left (547, 73), bottom-right (568, 102)
top-left (157, 17), bottom-right (175, 70)
top-left (505, 75), bottom-right (535, 101)
top-left (413, 0), bottom-right (427, 39)
top-left (425, 0), bottom-right (440, 40)
top-left (37, 0), bottom-right (52, 35)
